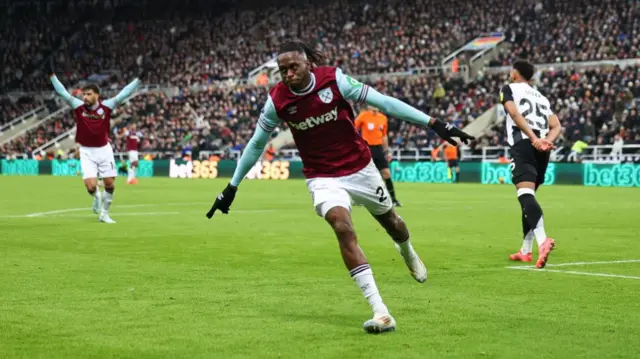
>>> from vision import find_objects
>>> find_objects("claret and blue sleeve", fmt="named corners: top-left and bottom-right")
top-left (335, 67), bottom-right (434, 127)
top-left (103, 79), bottom-right (141, 109)
top-left (229, 96), bottom-right (281, 187)
top-left (50, 75), bottom-right (83, 109)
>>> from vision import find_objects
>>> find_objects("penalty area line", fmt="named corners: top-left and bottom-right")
top-left (508, 266), bottom-right (640, 280)
top-left (508, 259), bottom-right (640, 268)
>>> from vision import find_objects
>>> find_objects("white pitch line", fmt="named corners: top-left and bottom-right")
top-left (508, 267), bottom-right (640, 280)
top-left (25, 204), bottom-right (152, 218)
top-left (0, 204), bottom-right (280, 219)
top-left (12, 201), bottom-right (215, 218)
top-left (50, 211), bottom-right (181, 218)
top-left (508, 259), bottom-right (640, 269)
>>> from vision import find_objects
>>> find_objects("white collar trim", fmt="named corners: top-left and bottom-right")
top-left (290, 73), bottom-right (316, 96)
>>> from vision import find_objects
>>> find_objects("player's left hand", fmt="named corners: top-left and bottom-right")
top-left (206, 183), bottom-right (237, 218)
top-left (536, 139), bottom-right (555, 152)
top-left (430, 119), bottom-right (475, 145)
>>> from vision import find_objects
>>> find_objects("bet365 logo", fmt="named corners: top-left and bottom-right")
top-left (481, 162), bottom-right (556, 185)
top-left (583, 163), bottom-right (640, 187)
top-left (169, 159), bottom-right (218, 179)
top-left (246, 161), bottom-right (290, 180)
top-left (390, 162), bottom-right (450, 183)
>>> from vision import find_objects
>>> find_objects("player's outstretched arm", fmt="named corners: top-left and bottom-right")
top-left (206, 98), bottom-right (281, 219)
top-left (103, 78), bottom-right (141, 110)
top-left (335, 68), bottom-right (474, 145)
top-left (49, 75), bottom-right (84, 109)
top-left (229, 125), bottom-right (274, 187)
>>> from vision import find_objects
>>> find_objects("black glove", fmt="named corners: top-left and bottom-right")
top-left (46, 58), bottom-right (55, 77)
top-left (430, 119), bottom-right (475, 145)
top-left (206, 184), bottom-right (238, 218)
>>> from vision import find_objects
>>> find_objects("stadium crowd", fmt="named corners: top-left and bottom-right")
top-left (0, 97), bottom-right (42, 126)
top-left (1, 0), bottom-right (639, 159)
top-left (3, 0), bottom-right (638, 93)
top-left (2, 64), bottom-right (638, 160)
top-left (491, 0), bottom-right (640, 66)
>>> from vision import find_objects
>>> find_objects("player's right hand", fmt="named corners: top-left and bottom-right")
top-left (430, 119), bottom-right (475, 145)
top-left (535, 139), bottom-right (555, 152)
top-left (205, 183), bottom-right (238, 218)
top-left (46, 58), bottom-right (55, 77)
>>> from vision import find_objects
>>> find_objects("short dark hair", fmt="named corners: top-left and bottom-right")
top-left (82, 84), bottom-right (100, 94)
top-left (278, 41), bottom-right (326, 66)
top-left (513, 60), bottom-right (535, 81)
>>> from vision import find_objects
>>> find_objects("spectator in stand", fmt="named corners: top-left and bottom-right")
top-left (494, 0), bottom-right (639, 66)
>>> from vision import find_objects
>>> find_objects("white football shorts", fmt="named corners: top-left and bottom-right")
top-left (79, 144), bottom-right (117, 180)
top-left (128, 150), bottom-right (139, 163)
top-left (306, 160), bottom-right (393, 218)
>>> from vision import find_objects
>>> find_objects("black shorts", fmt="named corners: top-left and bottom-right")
top-left (510, 140), bottom-right (550, 186)
top-left (447, 159), bottom-right (459, 168)
top-left (369, 145), bottom-right (389, 170)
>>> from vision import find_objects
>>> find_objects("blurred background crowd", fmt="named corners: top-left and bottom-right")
top-left (1, 0), bottom-right (639, 160)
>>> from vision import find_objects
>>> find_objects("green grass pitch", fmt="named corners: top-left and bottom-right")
top-left (1, 176), bottom-right (639, 358)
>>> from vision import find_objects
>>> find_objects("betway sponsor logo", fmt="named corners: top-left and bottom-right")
top-left (82, 112), bottom-right (105, 120)
top-left (288, 107), bottom-right (338, 131)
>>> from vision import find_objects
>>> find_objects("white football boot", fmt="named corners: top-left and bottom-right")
top-left (394, 243), bottom-right (427, 283)
top-left (99, 213), bottom-right (116, 224)
top-left (363, 313), bottom-right (396, 333)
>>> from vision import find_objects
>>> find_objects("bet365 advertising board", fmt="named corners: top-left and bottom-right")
top-left (2, 159), bottom-right (639, 187)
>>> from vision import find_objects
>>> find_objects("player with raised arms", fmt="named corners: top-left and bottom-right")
top-left (500, 60), bottom-right (562, 268)
top-left (206, 41), bottom-right (474, 333)
top-left (48, 63), bottom-right (147, 223)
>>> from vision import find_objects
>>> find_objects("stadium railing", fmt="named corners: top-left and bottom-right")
top-left (0, 106), bottom-right (69, 146)
top-left (480, 144), bottom-right (640, 163)
top-left (194, 145), bottom-right (638, 165)
top-left (566, 144), bottom-right (640, 164)
top-left (0, 105), bottom-right (48, 134)
top-left (441, 32), bottom-right (506, 79)
top-left (111, 149), bottom-right (242, 161)
top-left (484, 58), bottom-right (640, 74)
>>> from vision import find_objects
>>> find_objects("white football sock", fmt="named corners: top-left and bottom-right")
top-left (102, 191), bottom-right (114, 214)
top-left (533, 216), bottom-right (547, 247)
top-left (127, 168), bottom-right (133, 181)
top-left (92, 190), bottom-right (101, 201)
top-left (131, 166), bottom-right (136, 179)
top-left (351, 265), bottom-right (389, 315)
top-left (521, 230), bottom-right (534, 254)
top-left (395, 237), bottom-right (416, 258)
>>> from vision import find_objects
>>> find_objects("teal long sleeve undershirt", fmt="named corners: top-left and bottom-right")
top-left (50, 75), bottom-right (83, 108)
top-left (50, 75), bottom-right (140, 109)
top-left (230, 125), bottom-right (272, 186)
